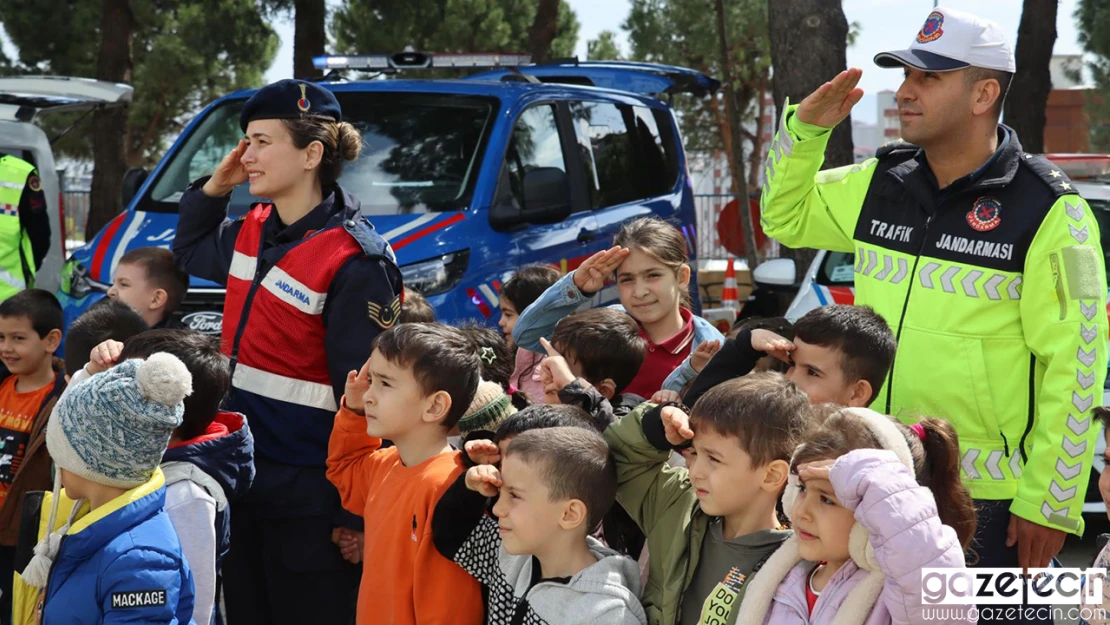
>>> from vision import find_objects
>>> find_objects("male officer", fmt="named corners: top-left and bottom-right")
top-left (0, 154), bottom-right (51, 300)
top-left (760, 7), bottom-right (1107, 623)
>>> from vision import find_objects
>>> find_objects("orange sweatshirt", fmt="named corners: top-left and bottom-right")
top-left (326, 404), bottom-right (484, 625)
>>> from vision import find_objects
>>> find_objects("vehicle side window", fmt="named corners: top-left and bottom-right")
top-left (495, 104), bottom-right (568, 210)
top-left (818, 251), bottom-right (856, 285)
top-left (568, 101), bottom-right (677, 210)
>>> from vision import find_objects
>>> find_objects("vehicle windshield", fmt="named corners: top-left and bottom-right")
top-left (144, 91), bottom-right (498, 216)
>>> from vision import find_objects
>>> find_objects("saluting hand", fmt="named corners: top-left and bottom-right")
top-left (572, 246), bottom-right (630, 295)
top-left (465, 464), bottom-right (503, 498)
top-left (796, 68), bottom-right (865, 129)
top-left (202, 139), bottom-right (249, 198)
top-left (87, 340), bottom-right (124, 375)
top-left (343, 359), bottom-right (371, 415)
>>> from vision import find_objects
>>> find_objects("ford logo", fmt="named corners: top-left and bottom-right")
top-left (181, 311), bottom-right (223, 335)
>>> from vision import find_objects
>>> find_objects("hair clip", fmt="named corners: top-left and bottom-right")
top-left (480, 346), bottom-right (497, 365)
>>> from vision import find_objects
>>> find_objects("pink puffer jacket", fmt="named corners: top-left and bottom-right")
top-left (741, 449), bottom-right (976, 625)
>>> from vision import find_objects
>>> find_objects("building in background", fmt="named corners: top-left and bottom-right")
top-left (1043, 54), bottom-right (1094, 153)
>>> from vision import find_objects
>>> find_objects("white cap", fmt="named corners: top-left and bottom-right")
top-left (874, 6), bottom-right (1015, 74)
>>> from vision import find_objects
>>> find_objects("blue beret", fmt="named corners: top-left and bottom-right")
top-left (240, 79), bottom-right (341, 131)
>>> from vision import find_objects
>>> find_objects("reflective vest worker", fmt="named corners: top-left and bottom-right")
top-left (0, 155), bottom-right (51, 300)
top-left (173, 79), bottom-right (403, 625)
top-left (760, 6), bottom-right (1108, 574)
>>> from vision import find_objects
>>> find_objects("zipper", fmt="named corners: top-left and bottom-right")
top-left (885, 213), bottom-right (934, 415)
top-left (1016, 353), bottom-right (1037, 463)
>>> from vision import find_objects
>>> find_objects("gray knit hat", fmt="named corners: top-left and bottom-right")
top-left (47, 353), bottom-right (193, 489)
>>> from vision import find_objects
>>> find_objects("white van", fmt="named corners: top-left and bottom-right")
top-left (0, 76), bottom-right (133, 293)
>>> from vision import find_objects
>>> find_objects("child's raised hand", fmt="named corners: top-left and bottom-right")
top-left (344, 359), bottom-right (371, 414)
top-left (572, 246), bottom-right (630, 294)
top-left (796, 458), bottom-right (837, 483)
top-left (751, 329), bottom-right (795, 363)
top-left (538, 338), bottom-right (576, 392)
top-left (660, 406), bottom-right (694, 446)
top-left (87, 340), bottom-right (124, 375)
top-left (464, 439), bottom-right (501, 466)
top-left (465, 464), bottom-right (503, 497)
top-left (651, 389), bottom-right (681, 404)
top-left (690, 340), bottom-right (722, 373)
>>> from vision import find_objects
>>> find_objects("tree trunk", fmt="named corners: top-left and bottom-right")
top-left (714, 0), bottom-right (758, 271)
top-left (87, 0), bottom-right (133, 240)
top-left (528, 0), bottom-right (560, 63)
top-left (767, 0), bottom-right (851, 271)
top-left (1004, 0), bottom-right (1057, 153)
top-left (293, 0), bottom-right (326, 79)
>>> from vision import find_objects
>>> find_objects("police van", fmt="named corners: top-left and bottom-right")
top-left (56, 53), bottom-right (718, 332)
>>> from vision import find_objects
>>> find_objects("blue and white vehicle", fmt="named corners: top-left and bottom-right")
top-left (57, 53), bottom-right (718, 332)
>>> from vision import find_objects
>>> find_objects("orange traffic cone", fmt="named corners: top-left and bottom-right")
top-left (721, 257), bottom-right (739, 312)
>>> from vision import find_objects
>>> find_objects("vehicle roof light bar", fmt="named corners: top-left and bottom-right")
top-left (313, 52), bottom-right (531, 72)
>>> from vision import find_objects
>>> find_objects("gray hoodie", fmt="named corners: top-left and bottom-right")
top-left (433, 474), bottom-right (647, 625)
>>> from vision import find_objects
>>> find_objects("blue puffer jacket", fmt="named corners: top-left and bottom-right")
top-left (42, 469), bottom-right (196, 625)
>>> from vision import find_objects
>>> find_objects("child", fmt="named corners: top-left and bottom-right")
top-left (0, 289), bottom-right (66, 616)
top-left (734, 406), bottom-right (975, 625)
top-left (605, 372), bottom-right (812, 625)
top-left (513, 217), bottom-right (725, 399)
top-left (107, 247), bottom-right (190, 328)
top-left (433, 426), bottom-right (646, 625)
top-left (500, 264), bottom-right (561, 401)
top-left (681, 304), bottom-right (895, 410)
top-left (1081, 407), bottom-right (1110, 625)
top-left (538, 308), bottom-right (647, 424)
top-left (23, 352), bottom-right (196, 623)
top-left (399, 287), bottom-right (435, 324)
top-left (62, 298), bottom-right (149, 376)
top-left (98, 329), bottom-right (254, 625)
top-left (326, 322), bottom-right (484, 625)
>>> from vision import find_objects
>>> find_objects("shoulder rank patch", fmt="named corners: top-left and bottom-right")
top-left (368, 295), bottom-right (402, 329)
top-left (111, 589), bottom-right (167, 609)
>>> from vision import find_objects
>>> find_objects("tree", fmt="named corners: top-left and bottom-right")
top-left (528, 0), bottom-right (560, 62)
top-left (90, 0), bottom-right (133, 243)
top-left (1076, 0), bottom-right (1110, 150)
top-left (1004, 0), bottom-right (1057, 153)
top-left (625, 0), bottom-right (771, 263)
top-left (767, 0), bottom-right (852, 271)
top-left (1, 0), bottom-right (278, 236)
top-left (261, 0), bottom-right (327, 79)
top-left (587, 30), bottom-right (623, 61)
top-left (332, 0), bottom-right (579, 60)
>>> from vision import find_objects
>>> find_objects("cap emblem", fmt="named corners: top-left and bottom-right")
top-left (916, 11), bottom-right (945, 43)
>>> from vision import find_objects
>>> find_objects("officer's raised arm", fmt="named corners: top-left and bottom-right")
top-left (759, 69), bottom-right (874, 254)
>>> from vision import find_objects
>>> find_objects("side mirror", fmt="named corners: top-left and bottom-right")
top-left (520, 167), bottom-right (571, 224)
top-left (490, 166), bottom-right (571, 230)
top-left (752, 258), bottom-right (796, 287)
top-left (120, 167), bottom-right (149, 207)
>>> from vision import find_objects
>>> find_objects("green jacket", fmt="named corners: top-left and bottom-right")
top-left (604, 402), bottom-right (710, 625)
top-left (760, 103), bottom-right (1109, 535)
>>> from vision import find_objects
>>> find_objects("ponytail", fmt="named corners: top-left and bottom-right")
top-left (916, 418), bottom-right (978, 551)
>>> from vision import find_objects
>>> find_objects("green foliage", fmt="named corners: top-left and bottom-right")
top-left (1076, 0), bottom-right (1110, 151)
top-left (331, 0), bottom-right (579, 60)
top-left (0, 0), bottom-right (278, 165)
top-left (587, 30), bottom-right (623, 61)
top-left (623, 0), bottom-right (770, 154)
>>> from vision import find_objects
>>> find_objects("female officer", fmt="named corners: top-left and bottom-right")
top-left (173, 79), bottom-right (402, 625)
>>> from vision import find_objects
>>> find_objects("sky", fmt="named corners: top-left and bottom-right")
top-left (259, 0), bottom-right (1086, 124)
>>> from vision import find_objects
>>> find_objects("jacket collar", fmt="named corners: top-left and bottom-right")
top-left (887, 125), bottom-right (1023, 212)
top-left (61, 468), bottom-right (166, 558)
top-left (161, 412), bottom-right (254, 502)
